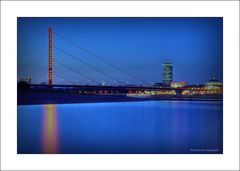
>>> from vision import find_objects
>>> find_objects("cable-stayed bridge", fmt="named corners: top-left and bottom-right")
top-left (18, 28), bottom-right (197, 95)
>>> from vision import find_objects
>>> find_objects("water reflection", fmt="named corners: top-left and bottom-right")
top-left (170, 101), bottom-right (190, 152)
top-left (42, 104), bottom-right (58, 153)
top-left (17, 101), bottom-right (222, 154)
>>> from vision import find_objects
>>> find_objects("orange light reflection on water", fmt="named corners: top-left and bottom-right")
top-left (42, 104), bottom-right (58, 154)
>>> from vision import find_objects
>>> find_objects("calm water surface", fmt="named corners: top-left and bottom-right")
top-left (17, 100), bottom-right (223, 154)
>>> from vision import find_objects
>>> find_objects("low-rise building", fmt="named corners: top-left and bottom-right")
top-left (170, 81), bottom-right (187, 88)
top-left (19, 77), bottom-right (31, 84)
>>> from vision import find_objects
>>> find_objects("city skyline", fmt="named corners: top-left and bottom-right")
top-left (18, 17), bottom-right (223, 85)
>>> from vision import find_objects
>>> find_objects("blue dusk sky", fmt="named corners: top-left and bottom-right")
top-left (17, 17), bottom-right (223, 85)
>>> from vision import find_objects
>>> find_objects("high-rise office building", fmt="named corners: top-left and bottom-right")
top-left (162, 62), bottom-right (173, 87)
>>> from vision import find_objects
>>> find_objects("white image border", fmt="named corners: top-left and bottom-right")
top-left (1, 1), bottom-right (239, 170)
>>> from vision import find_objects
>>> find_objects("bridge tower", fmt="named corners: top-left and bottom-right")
top-left (48, 27), bottom-right (53, 85)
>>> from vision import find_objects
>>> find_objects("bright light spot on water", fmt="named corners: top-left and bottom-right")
top-left (42, 104), bottom-right (58, 153)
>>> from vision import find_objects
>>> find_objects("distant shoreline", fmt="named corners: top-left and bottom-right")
top-left (18, 90), bottom-right (223, 106)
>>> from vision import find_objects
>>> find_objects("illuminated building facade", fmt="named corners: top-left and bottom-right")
top-left (205, 78), bottom-right (223, 88)
top-left (181, 78), bottom-right (223, 95)
top-left (162, 62), bottom-right (173, 87)
top-left (170, 81), bottom-right (187, 88)
top-left (204, 78), bottom-right (223, 93)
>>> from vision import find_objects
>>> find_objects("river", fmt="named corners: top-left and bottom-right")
top-left (17, 100), bottom-right (223, 154)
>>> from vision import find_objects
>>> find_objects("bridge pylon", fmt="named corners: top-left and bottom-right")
top-left (48, 27), bottom-right (53, 85)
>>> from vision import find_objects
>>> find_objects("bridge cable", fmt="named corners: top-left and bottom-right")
top-left (53, 31), bottom-right (150, 86)
top-left (53, 44), bottom-right (125, 85)
top-left (52, 57), bottom-right (101, 85)
top-left (52, 73), bottom-right (77, 85)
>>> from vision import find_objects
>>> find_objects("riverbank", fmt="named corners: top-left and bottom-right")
top-left (18, 91), bottom-right (149, 105)
top-left (18, 90), bottom-right (223, 105)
